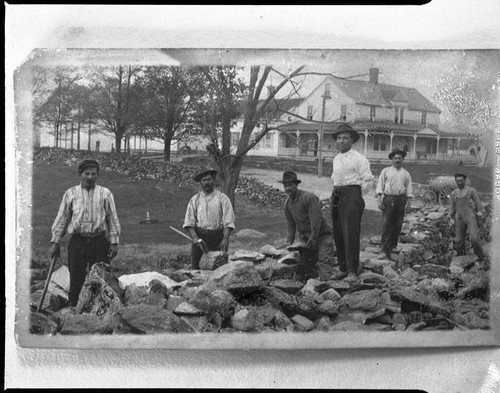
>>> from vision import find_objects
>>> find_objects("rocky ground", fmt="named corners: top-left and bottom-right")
top-left (30, 148), bottom-right (492, 335)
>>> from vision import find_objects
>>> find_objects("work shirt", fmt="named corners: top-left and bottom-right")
top-left (331, 149), bottom-right (374, 194)
top-left (284, 189), bottom-right (332, 244)
top-left (376, 166), bottom-right (414, 198)
top-left (51, 184), bottom-right (121, 244)
top-left (183, 189), bottom-right (235, 231)
top-left (450, 186), bottom-right (483, 218)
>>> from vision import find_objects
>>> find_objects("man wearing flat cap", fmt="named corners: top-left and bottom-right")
top-left (280, 171), bottom-right (334, 282)
top-left (330, 124), bottom-right (374, 283)
top-left (183, 169), bottom-right (235, 269)
top-left (376, 149), bottom-right (413, 260)
top-left (449, 173), bottom-right (485, 260)
top-left (50, 158), bottom-right (121, 307)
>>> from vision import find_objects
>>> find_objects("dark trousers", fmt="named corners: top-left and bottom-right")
top-left (331, 186), bottom-right (365, 274)
top-left (67, 233), bottom-right (110, 306)
top-left (191, 228), bottom-right (224, 269)
top-left (381, 195), bottom-right (407, 253)
top-left (297, 234), bottom-right (335, 281)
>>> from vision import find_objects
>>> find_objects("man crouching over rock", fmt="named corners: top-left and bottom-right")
top-left (183, 169), bottom-right (235, 269)
top-left (280, 171), bottom-right (335, 282)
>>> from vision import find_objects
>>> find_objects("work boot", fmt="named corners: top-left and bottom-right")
top-left (343, 272), bottom-right (359, 284)
top-left (331, 270), bottom-right (348, 280)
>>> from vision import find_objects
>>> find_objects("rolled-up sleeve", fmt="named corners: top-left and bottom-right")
top-left (51, 190), bottom-right (72, 243)
top-left (359, 157), bottom-right (374, 194)
top-left (221, 194), bottom-right (236, 229)
top-left (182, 196), bottom-right (197, 229)
top-left (376, 168), bottom-right (386, 196)
top-left (105, 191), bottom-right (121, 244)
top-left (406, 172), bottom-right (414, 198)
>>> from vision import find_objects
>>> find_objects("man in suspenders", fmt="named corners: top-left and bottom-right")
top-left (183, 169), bottom-right (235, 269)
top-left (449, 173), bottom-right (485, 260)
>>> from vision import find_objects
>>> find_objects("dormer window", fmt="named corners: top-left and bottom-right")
top-left (394, 106), bottom-right (405, 124)
top-left (340, 105), bottom-right (347, 121)
top-left (421, 111), bottom-right (427, 125)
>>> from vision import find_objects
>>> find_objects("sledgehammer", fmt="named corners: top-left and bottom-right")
top-left (169, 226), bottom-right (209, 254)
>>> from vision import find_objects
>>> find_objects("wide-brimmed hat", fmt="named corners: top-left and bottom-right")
top-left (388, 149), bottom-right (407, 159)
top-left (278, 171), bottom-right (302, 184)
top-left (78, 158), bottom-right (100, 173)
top-left (332, 124), bottom-right (360, 143)
top-left (454, 173), bottom-right (467, 179)
top-left (194, 169), bottom-right (218, 182)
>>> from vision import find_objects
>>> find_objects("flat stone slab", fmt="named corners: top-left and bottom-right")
top-left (118, 271), bottom-right (181, 290)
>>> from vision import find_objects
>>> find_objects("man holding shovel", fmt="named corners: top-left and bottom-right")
top-left (50, 158), bottom-right (121, 307)
top-left (183, 169), bottom-right (235, 269)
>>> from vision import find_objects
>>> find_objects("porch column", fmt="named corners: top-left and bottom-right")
top-left (412, 134), bottom-right (417, 160)
top-left (295, 130), bottom-right (300, 158)
top-left (457, 136), bottom-right (461, 159)
top-left (389, 131), bottom-right (394, 152)
top-left (363, 130), bottom-right (368, 156)
top-left (436, 136), bottom-right (440, 160)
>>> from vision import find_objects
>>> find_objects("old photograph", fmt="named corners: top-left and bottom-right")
top-left (13, 47), bottom-right (500, 349)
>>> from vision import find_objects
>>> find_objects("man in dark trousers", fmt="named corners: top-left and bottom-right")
top-left (330, 124), bottom-right (374, 283)
top-left (50, 158), bottom-right (121, 307)
top-left (280, 171), bottom-right (334, 282)
top-left (183, 169), bottom-right (235, 269)
top-left (449, 173), bottom-right (485, 260)
top-left (376, 149), bottom-right (413, 260)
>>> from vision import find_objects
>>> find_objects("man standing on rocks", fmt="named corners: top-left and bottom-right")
top-left (449, 173), bottom-right (485, 260)
top-left (330, 124), bottom-right (374, 283)
top-left (376, 149), bottom-right (413, 260)
top-left (50, 158), bottom-right (121, 307)
top-left (280, 171), bottom-right (335, 282)
top-left (183, 169), bottom-right (235, 269)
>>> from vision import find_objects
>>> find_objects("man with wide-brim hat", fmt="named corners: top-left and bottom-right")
top-left (279, 171), bottom-right (334, 282)
top-left (376, 148), bottom-right (413, 260)
top-left (50, 158), bottom-right (121, 307)
top-left (183, 168), bottom-right (235, 269)
top-left (449, 173), bottom-right (485, 260)
top-left (330, 124), bottom-right (374, 283)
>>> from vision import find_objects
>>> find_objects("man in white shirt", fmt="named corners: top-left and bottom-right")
top-left (376, 149), bottom-right (413, 260)
top-left (183, 169), bottom-right (235, 269)
top-left (330, 124), bottom-right (374, 283)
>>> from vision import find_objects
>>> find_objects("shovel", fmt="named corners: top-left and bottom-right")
top-left (36, 256), bottom-right (58, 313)
top-left (169, 226), bottom-right (209, 254)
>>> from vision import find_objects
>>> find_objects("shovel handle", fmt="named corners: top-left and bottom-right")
top-left (37, 256), bottom-right (57, 313)
top-left (169, 226), bottom-right (194, 241)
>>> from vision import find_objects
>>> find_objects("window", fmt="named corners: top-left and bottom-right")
top-left (231, 132), bottom-right (240, 146)
top-left (394, 106), bottom-right (405, 124)
top-left (325, 83), bottom-right (331, 95)
top-left (373, 134), bottom-right (387, 151)
top-left (421, 111), bottom-right (427, 125)
top-left (264, 133), bottom-right (272, 148)
top-left (340, 105), bottom-right (347, 121)
top-left (370, 106), bottom-right (376, 122)
top-left (307, 105), bottom-right (313, 120)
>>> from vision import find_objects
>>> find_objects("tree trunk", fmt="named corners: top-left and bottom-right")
top-left (217, 154), bottom-right (244, 207)
top-left (163, 133), bottom-right (172, 162)
top-left (88, 118), bottom-right (91, 151)
top-left (77, 118), bottom-right (81, 150)
top-left (115, 134), bottom-right (122, 153)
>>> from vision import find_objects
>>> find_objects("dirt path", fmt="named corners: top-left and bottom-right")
top-left (240, 167), bottom-right (380, 211)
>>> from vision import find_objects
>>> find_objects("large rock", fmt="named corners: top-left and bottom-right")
top-left (230, 250), bottom-right (266, 262)
top-left (115, 304), bottom-right (193, 334)
top-left (255, 259), bottom-right (298, 281)
top-left (76, 263), bottom-right (123, 317)
top-left (259, 245), bottom-right (289, 258)
top-left (118, 271), bottom-right (181, 291)
top-left (413, 263), bottom-right (449, 279)
top-left (269, 279), bottom-right (304, 294)
top-left (183, 286), bottom-right (237, 319)
top-left (173, 302), bottom-right (205, 316)
top-left (449, 255), bottom-right (477, 274)
top-left (59, 313), bottom-right (114, 335)
top-left (359, 272), bottom-right (389, 285)
top-left (456, 273), bottom-right (489, 299)
top-left (200, 251), bottom-right (228, 270)
top-left (340, 289), bottom-right (382, 311)
top-left (231, 308), bottom-right (259, 331)
top-left (47, 265), bottom-right (70, 301)
top-left (272, 310), bottom-right (293, 330)
top-left (290, 315), bottom-right (315, 332)
top-left (262, 287), bottom-right (300, 316)
top-left (123, 284), bottom-right (149, 305)
top-left (317, 300), bottom-right (339, 316)
top-left (205, 261), bottom-right (264, 294)
top-left (233, 229), bottom-right (267, 240)
top-left (316, 288), bottom-right (341, 303)
top-left (401, 268), bottom-right (420, 282)
top-left (391, 288), bottom-right (451, 317)
top-left (31, 289), bottom-right (65, 313)
top-left (29, 312), bottom-right (58, 335)
top-left (180, 316), bottom-right (218, 333)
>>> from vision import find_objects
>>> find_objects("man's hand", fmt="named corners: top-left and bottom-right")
top-left (219, 237), bottom-right (230, 253)
top-left (405, 199), bottom-right (411, 214)
top-left (306, 238), bottom-right (317, 249)
top-left (477, 211), bottom-right (483, 218)
top-left (108, 244), bottom-right (118, 260)
top-left (50, 242), bottom-right (60, 259)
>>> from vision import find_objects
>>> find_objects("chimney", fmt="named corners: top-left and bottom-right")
top-left (369, 68), bottom-right (379, 84)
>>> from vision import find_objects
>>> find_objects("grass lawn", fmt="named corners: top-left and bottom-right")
top-left (31, 161), bottom-right (383, 275)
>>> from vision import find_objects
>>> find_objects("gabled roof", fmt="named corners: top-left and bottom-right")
top-left (329, 77), bottom-right (441, 113)
top-left (237, 97), bottom-right (304, 120)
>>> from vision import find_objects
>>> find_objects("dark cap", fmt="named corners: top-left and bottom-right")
top-left (332, 124), bottom-right (360, 143)
top-left (454, 173), bottom-right (467, 179)
top-left (78, 158), bottom-right (100, 173)
top-left (194, 169), bottom-right (218, 182)
top-left (278, 171), bottom-right (302, 184)
top-left (388, 149), bottom-right (407, 159)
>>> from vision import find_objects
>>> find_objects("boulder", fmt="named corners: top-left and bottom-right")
top-left (413, 264), bottom-right (449, 279)
top-left (456, 274), bottom-right (489, 299)
top-left (391, 288), bottom-right (451, 317)
top-left (29, 312), bottom-right (58, 335)
top-left (317, 300), bottom-right (339, 316)
top-left (449, 255), bottom-right (477, 274)
top-left (59, 313), bottom-right (114, 335)
top-left (277, 252), bottom-right (300, 265)
top-left (383, 266), bottom-right (401, 280)
top-left (230, 250), bottom-right (266, 262)
top-left (392, 313), bottom-right (409, 331)
top-left (290, 314), bottom-right (315, 332)
top-left (340, 289), bottom-right (382, 312)
top-left (325, 280), bottom-right (351, 292)
top-left (269, 279), bottom-right (304, 294)
top-left (259, 245), bottom-right (289, 258)
top-left (401, 268), bottom-right (420, 282)
top-left (115, 304), bottom-right (193, 334)
top-left (255, 259), bottom-right (298, 281)
top-left (315, 316), bottom-right (335, 331)
top-left (205, 261), bottom-right (264, 295)
top-left (233, 229), bottom-right (267, 240)
top-left (272, 310), bottom-right (293, 330)
top-left (118, 271), bottom-right (181, 291)
top-left (31, 289), bottom-right (65, 313)
top-left (180, 316), bottom-right (218, 333)
top-left (262, 287), bottom-right (300, 316)
top-left (231, 308), bottom-right (259, 331)
top-left (76, 263), bottom-right (123, 317)
top-left (183, 286), bottom-right (237, 319)
top-left (200, 251), bottom-right (228, 271)
top-left (300, 279), bottom-right (323, 296)
top-left (316, 288), bottom-right (341, 303)
top-left (47, 265), bottom-right (71, 300)
top-left (359, 272), bottom-right (389, 285)
top-left (165, 295), bottom-right (185, 312)
top-left (173, 302), bottom-right (205, 316)
top-left (123, 284), bottom-right (149, 305)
